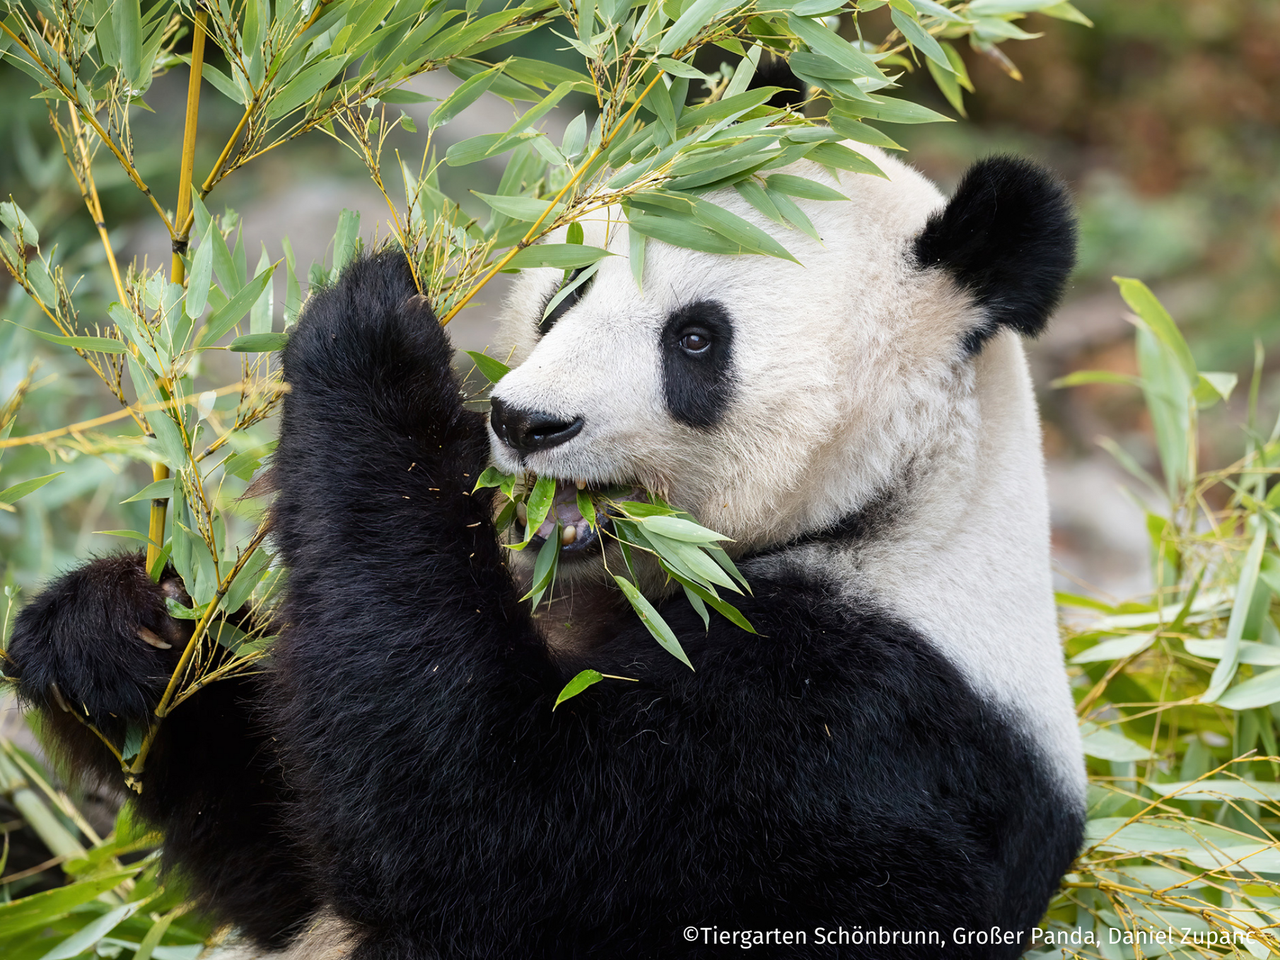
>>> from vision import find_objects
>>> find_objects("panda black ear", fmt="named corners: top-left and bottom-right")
top-left (912, 156), bottom-right (1077, 354)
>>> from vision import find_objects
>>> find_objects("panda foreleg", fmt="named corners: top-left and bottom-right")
top-left (3, 553), bottom-right (319, 948)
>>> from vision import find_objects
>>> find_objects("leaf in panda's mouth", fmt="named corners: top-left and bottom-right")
top-left (472, 466), bottom-right (756, 691)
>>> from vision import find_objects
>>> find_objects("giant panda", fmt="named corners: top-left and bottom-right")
top-left (5, 144), bottom-right (1084, 959)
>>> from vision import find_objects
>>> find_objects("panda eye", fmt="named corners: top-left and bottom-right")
top-left (679, 328), bottom-right (712, 355)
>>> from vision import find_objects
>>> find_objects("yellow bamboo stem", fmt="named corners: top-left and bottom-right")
top-left (146, 11), bottom-right (208, 573)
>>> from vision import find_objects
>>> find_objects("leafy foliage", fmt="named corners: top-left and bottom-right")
top-left (1044, 281), bottom-right (1280, 955)
top-left (0, 0), bottom-right (1113, 954)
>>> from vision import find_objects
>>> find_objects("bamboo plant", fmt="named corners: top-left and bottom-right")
top-left (0, 0), bottom-right (1093, 953)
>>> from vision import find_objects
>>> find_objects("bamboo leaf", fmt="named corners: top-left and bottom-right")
top-left (764, 173), bottom-right (848, 202)
top-left (659, 0), bottom-right (722, 55)
top-left (228, 332), bottom-right (289, 353)
top-left (786, 13), bottom-right (883, 79)
top-left (430, 63), bottom-right (503, 130)
top-left (506, 244), bottom-right (612, 270)
top-left (474, 193), bottom-right (564, 222)
top-left (890, 7), bottom-right (951, 70)
top-left (833, 95), bottom-right (953, 124)
top-left (614, 575), bottom-right (693, 669)
top-left (1203, 526), bottom-right (1268, 703)
top-left (186, 222), bottom-right (215, 319)
top-left (200, 263), bottom-right (277, 347)
top-left (0, 472), bottom-right (62, 505)
top-left (524, 473), bottom-right (557, 541)
top-left (18, 327), bottom-right (128, 354)
top-left (1116, 277), bottom-right (1196, 381)
top-left (465, 351), bottom-right (511, 385)
top-left (121, 478), bottom-right (174, 504)
top-left (0, 868), bottom-right (139, 936)
top-left (553, 668), bottom-right (605, 710)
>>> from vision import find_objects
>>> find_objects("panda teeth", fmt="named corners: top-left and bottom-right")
top-left (561, 525), bottom-right (578, 545)
top-left (575, 479), bottom-right (586, 490)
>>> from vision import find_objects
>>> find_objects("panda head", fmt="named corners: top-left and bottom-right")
top-left (488, 147), bottom-right (1075, 572)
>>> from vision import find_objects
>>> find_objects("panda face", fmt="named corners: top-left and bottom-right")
top-left (488, 146), bottom-right (1073, 562)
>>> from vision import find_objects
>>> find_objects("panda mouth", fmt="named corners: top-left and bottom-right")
top-left (516, 479), bottom-right (641, 556)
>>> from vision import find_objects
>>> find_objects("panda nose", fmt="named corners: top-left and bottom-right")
top-left (489, 397), bottom-right (584, 456)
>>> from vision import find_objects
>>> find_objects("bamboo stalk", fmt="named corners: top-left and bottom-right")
top-left (146, 11), bottom-right (209, 574)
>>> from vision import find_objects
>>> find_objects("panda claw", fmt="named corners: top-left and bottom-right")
top-left (137, 627), bottom-right (173, 650)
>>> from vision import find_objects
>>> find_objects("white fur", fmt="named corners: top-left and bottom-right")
top-left (490, 145), bottom-right (1084, 797)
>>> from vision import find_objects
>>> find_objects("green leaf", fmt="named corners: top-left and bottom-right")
top-left (890, 7), bottom-right (951, 70)
top-left (626, 211), bottom-right (747, 256)
top-left (659, 0), bottom-right (723, 55)
top-left (1203, 526), bottom-right (1268, 703)
top-left (1079, 721), bottom-right (1151, 762)
top-left (228, 332), bottom-right (289, 353)
top-left (1218, 667), bottom-right (1280, 711)
top-left (1039, 1), bottom-right (1093, 26)
top-left (553, 669), bottom-right (604, 709)
top-left (506, 244), bottom-right (612, 270)
top-left (185, 222), bottom-right (215, 319)
top-left (0, 867), bottom-right (139, 935)
top-left (691, 199), bottom-right (799, 262)
top-left (524, 473), bottom-right (557, 542)
top-left (224, 546), bottom-right (273, 613)
top-left (614, 575), bottom-right (693, 669)
top-left (678, 577), bottom-right (756, 633)
top-left (908, 0), bottom-right (967, 21)
top-left (465, 351), bottom-right (511, 385)
top-left (332, 209), bottom-right (361, 275)
top-left (377, 87), bottom-right (437, 104)
top-left (629, 222), bottom-right (646, 291)
top-left (121, 478), bottom-right (174, 503)
top-left (38, 902), bottom-right (139, 960)
top-left (0, 472), bottom-right (62, 505)
top-left (474, 193), bottom-right (564, 222)
top-left (266, 56), bottom-right (347, 119)
top-left (117, 0), bottom-right (143, 87)
top-left (764, 173), bottom-right (848, 202)
top-left (148, 411), bottom-right (188, 470)
top-left (200, 263), bottom-right (276, 346)
top-left (0, 200), bottom-right (38, 244)
top-left (1115, 277), bottom-right (1196, 381)
top-left (1051, 369), bottom-right (1143, 390)
top-left (1193, 371), bottom-right (1237, 409)
top-left (786, 13), bottom-right (882, 79)
top-left (18, 327), bottom-right (128, 354)
top-left (833, 95), bottom-right (953, 124)
top-left (1070, 633), bottom-right (1155, 664)
top-left (523, 526), bottom-right (560, 606)
top-left (636, 514), bottom-right (730, 543)
top-left (430, 63), bottom-right (503, 130)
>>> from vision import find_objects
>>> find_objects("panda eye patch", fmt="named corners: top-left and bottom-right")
top-left (538, 266), bottom-right (596, 337)
top-left (661, 301), bottom-right (735, 429)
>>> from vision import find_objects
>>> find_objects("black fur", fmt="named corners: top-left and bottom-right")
top-left (3, 556), bottom-right (317, 947)
top-left (747, 52), bottom-right (807, 112)
top-left (661, 299), bottom-right (736, 429)
top-left (912, 157), bottom-right (1077, 354)
top-left (6, 251), bottom-right (1082, 957)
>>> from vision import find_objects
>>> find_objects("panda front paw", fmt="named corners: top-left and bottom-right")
top-left (284, 251), bottom-right (454, 395)
top-left (4, 554), bottom-right (190, 725)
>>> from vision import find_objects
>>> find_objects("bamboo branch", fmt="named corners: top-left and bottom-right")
top-left (439, 68), bottom-right (666, 326)
top-left (0, 20), bottom-right (175, 237)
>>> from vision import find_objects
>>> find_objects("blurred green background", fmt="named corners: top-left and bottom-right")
top-left (1, 0), bottom-right (1277, 599)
